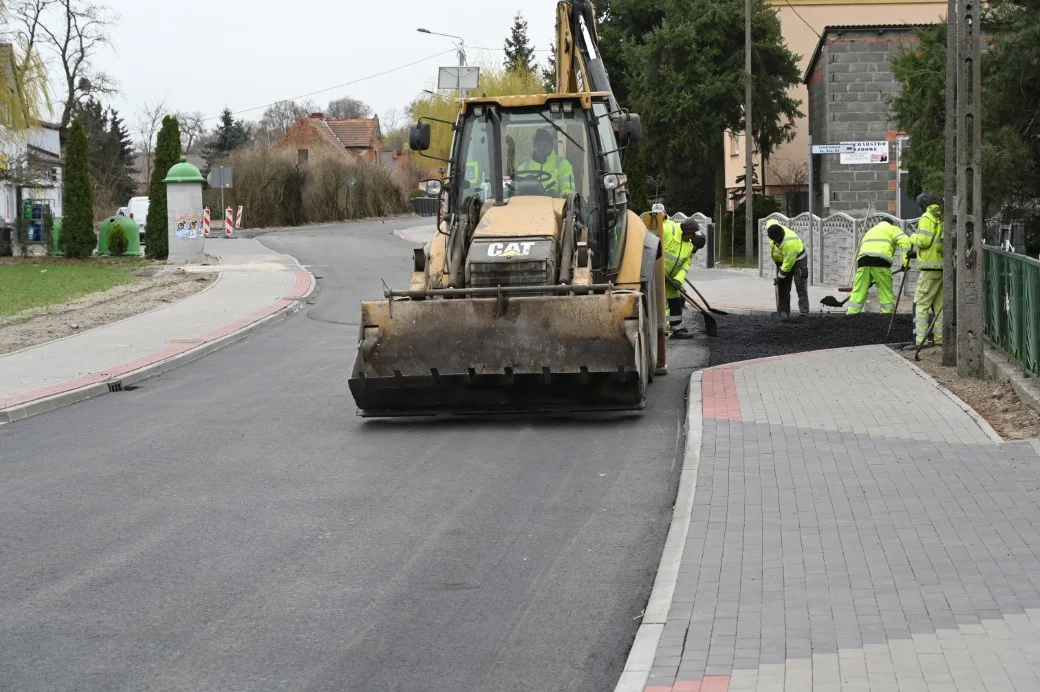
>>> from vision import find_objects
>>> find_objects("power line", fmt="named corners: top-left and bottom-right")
top-left (783, 0), bottom-right (821, 39)
top-left (204, 48), bottom-right (457, 122)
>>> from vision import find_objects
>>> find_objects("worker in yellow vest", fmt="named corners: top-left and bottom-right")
top-left (847, 221), bottom-right (913, 315)
top-left (662, 209), bottom-right (706, 338)
top-left (765, 219), bottom-right (809, 320)
top-left (908, 193), bottom-right (944, 346)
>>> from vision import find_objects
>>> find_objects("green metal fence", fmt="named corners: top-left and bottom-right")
top-left (984, 246), bottom-right (1040, 374)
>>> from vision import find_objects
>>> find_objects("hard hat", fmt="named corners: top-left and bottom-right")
top-left (651, 203), bottom-right (666, 214)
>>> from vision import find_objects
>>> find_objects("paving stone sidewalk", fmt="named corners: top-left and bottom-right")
top-left (0, 239), bottom-right (312, 421)
top-left (630, 345), bottom-right (1040, 691)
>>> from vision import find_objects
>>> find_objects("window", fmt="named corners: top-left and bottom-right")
top-left (298, 149), bottom-right (309, 164)
top-left (729, 133), bottom-right (740, 157)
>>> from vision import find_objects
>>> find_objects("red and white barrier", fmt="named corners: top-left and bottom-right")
top-left (203, 208), bottom-right (211, 237)
top-left (225, 207), bottom-right (234, 237)
top-left (235, 206), bottom-right (243, 230)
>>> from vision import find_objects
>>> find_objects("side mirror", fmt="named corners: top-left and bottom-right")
top-left (618, 113), bottom-right (642, 145)
top-left (409, 122), bottom-right (432, 152)
top-left (423, 179), bottom-right (443, 197)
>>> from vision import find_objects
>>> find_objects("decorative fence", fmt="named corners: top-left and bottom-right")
top-left (983, 247), bottom-right (1040, 375)
top-left (754, 212), bottom-right (922, 293)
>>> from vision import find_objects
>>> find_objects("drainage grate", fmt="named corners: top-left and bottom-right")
top-left (107, 380), bottom-right (123, 392)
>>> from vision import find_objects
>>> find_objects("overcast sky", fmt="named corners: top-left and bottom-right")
top-left (92, 0), bottom-right (560, 134)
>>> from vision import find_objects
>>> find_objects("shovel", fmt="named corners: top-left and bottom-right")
top-left (820, 295), bottom-right (850, 308)
top-left (684, 278), bottom-right (729, 315)
top-left (679, 288), bottom-right (719, 337)
top-left (884, 266), bottom-right (910, 343)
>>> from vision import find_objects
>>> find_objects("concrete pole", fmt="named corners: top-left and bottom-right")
top-left (744, 0), bottom-right (754, 264)
top-left (942, 0), bottom-right (958, 366)
top-left (808, 135), bottom-right (815, 284)
top-left (955, 0), bottom-right (984, 376)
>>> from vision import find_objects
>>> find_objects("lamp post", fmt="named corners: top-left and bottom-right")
top-left (417, 28), bottom-right (468, 98)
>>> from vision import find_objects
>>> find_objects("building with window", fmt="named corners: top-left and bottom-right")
top-left (805, 24), bottom-right (930, 217)
top-left (722, 0), bottom-right (944, 217)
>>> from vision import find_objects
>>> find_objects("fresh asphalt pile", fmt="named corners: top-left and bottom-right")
top-left (702, 313), bottom-right (914, 367)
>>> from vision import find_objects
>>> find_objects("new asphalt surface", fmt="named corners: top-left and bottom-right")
top-left (0, 217), bottom-right (708, 692)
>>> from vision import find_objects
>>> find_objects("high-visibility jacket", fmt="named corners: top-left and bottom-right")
top-left (664, 219), bottom-right (694, 298)
top-left (908, 205), bottom-right (944, 271)
top-left (768, 224), bottom-right (806, 276)
top-left (517, 151), bottom-right (576, 196)
top-left (857, 221), bottom-right (912, 265)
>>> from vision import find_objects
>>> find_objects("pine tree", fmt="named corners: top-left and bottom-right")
top-left (62, 119), bottom-right (96, 259)
top-left (503, 12), bottom-right (536, 74)
top-left (202, 108), bottom-right (251, 169)
top-left (73, 99), bottom-right (136, 207)
top-left (145, 115), bottom-right (181, 260)
top-left (106, 109), bottom-right (137, 203)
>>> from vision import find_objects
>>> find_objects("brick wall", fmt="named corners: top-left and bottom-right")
top-left (811, 28), bottom-right (920, 217)
top-left (273, 121), bottom-right (339, 157)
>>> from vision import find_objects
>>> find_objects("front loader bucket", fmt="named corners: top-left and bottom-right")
top-left (348, 293), bottom-right (647, 417)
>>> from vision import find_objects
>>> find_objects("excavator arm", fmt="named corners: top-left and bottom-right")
top-left (555, 1), bottom-right (620, 114)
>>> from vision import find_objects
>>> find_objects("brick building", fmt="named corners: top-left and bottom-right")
top-left (274, 114), bottom-right (382, 164)
top-left (805, 24), bottom-right (929, 217)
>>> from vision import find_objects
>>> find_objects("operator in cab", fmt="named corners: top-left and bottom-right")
top-left (517, 128), bottom-right (576, 197)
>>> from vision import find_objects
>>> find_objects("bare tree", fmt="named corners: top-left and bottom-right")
top-left (12, 0), bottom-right (116, 128)
top-left (381, 107), bottom-right (403, 134)
top-left (177, 110), bottom-right (205, 153)
top-left (768, 160), bottom-right (809, 215)
top-left (134, 98), bottom-right (168, 183)
top-left (253, 99), bottom-right (314, 147)
top-left (326, 95), bottom-right (370, 120)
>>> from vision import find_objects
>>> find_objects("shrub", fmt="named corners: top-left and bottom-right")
top-left (146, 116), bottom-right (181, 260)
top-left (108, 225), bottom-right (128, 256)
top-left (201, 147), bottom-right (409, 229)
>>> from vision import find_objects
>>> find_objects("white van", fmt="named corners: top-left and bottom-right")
top-left (125, 196), bottom-right (149, 243)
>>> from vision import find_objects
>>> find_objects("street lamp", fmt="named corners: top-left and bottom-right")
top-left (417, 27), bottom-right (468, 98)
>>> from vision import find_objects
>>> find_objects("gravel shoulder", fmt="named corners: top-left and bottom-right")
top-left (0, 267), bottom-right (214, 355)
top-left (902, 346), bottom-right (1040, 441)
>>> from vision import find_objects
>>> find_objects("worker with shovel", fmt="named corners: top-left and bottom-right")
top-left (663, 211), bottom-right (706, 339)
top-left (765, 219), bottom-right (809, 320)
top-left (907, 193), bottom-right (944, 348)
top-left (847, 220), bottom-right (913, 315)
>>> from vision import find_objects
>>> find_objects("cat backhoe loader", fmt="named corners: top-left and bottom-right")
top-left (348, 0), bottom-right (668, 416)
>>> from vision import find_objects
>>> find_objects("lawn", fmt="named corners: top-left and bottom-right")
top-left (0, 257), bottom-right (146, 317)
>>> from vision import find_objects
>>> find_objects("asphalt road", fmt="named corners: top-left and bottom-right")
top-left (0, 217), bottom-right (708, 692)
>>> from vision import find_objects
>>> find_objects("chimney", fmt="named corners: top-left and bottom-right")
top-left (308, 112), bottom-right (326, 121)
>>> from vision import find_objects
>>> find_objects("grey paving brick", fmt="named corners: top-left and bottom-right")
top-left (645, 350), bottom-right (1040, 689)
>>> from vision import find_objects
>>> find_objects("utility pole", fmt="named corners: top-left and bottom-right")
top-left (744, 0), bottom-right (754, 264)
top-left (955, 0), bottom-right (983, 376)
top-left (942, 0), bottom-right (958, 366)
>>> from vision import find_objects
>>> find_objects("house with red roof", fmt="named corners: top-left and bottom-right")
top-left (273, 113), bottom-right (383, 164)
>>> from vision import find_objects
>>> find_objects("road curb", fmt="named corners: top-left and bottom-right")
top-left (614, 371), bottom-right (703, 692)
top-left (0, 263), bottom-right (315, 425)
top-left (889, 345), bottom-right (1004, 443)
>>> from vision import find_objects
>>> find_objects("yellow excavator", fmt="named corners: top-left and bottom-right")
top-left (348, 0), bottom-right (668, 416)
